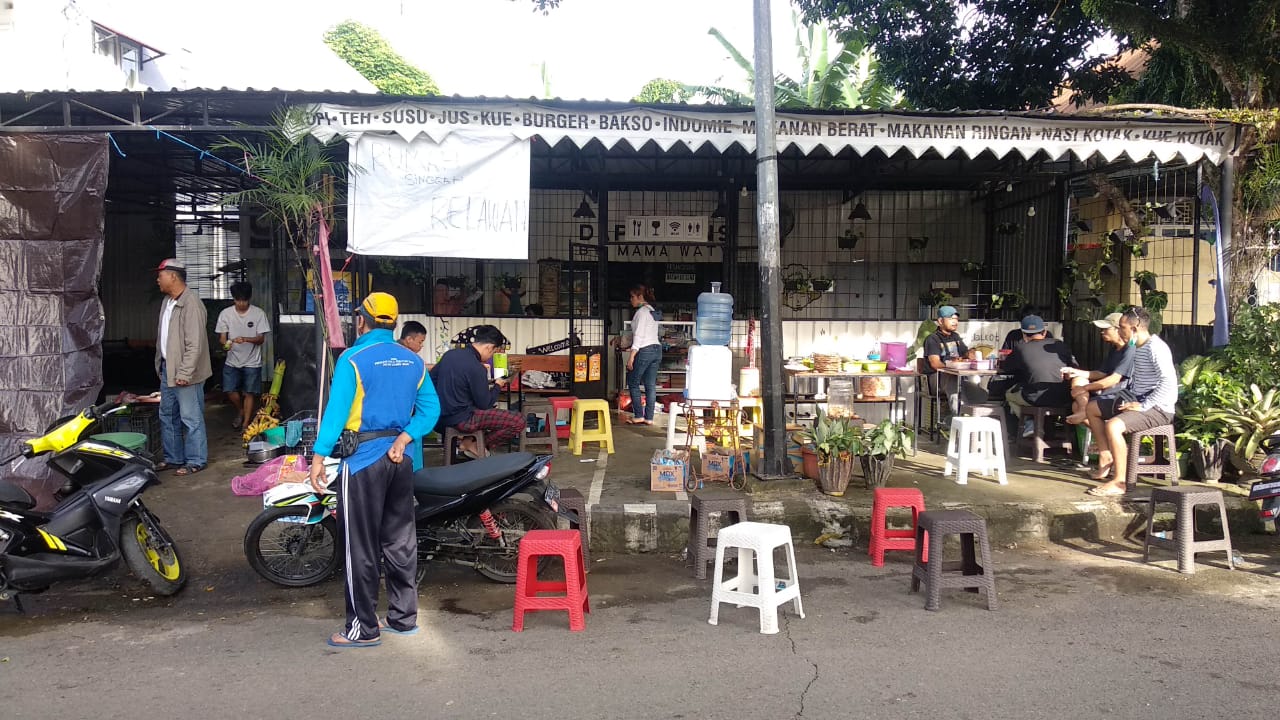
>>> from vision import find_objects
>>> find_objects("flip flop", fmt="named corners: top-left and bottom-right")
top-left (326, 632), bottom-right (381, 649)
top-left (231, 417), bottom-right (242, 430)
top-left (625, 419), bottom-right (647, 425)
top-left (1088, 464), bottom-right (1112, 480)
top-left (174, 465), bottom-right (206, 476)
top-left (153, 462), bottom-right (176, 472)
top-left (379, 619), bottom-right (420, 636)
top-left (1085, 485), bottom-right (1126, 497)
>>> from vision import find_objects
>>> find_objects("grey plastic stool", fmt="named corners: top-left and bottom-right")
top-left (910, 510), bottom-right (997, 611)
top-left (520, 403), bottom-right (557, 457)
top-left (556, 487), bottom-right (590, 567)
top-left (687, 490), bottom-right (749, 580)
top-left (1125, 424), bottom-right (1178, 491)
top-left (1015, 405), bottom-right (1072, 463)
top-left (1142, 485), bottom-right (1234, 574)
top-left (442, 428), bottom-right (487, 467)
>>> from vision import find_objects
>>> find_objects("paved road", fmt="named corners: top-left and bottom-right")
top-left (3, 539), bottom-right (1280, 720)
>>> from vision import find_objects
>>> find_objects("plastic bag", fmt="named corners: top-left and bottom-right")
top-left (231, 455), bottom-right (309, 496)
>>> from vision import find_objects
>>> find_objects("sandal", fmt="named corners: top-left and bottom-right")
top-left (1088, 464), bottom-right (1113, 481)
top-left (153, 462), bottom-right (176, 472)
top-left (625, 419), bottom-right (647, 425)
top-left (174, 465), bottom-right (206, 476)
top-left (326, 632), bottom-right (381, 649)
top-left (231, 416), bottom-right (243, 430)
top-left (1085, 485), bottom-right (1126, 497)
top-left (379, 619), bottom-right (420, 636)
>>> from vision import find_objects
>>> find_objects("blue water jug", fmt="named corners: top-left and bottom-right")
top-left (695, 282), bottom-right (734, 346)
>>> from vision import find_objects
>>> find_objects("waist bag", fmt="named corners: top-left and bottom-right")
top-left (333, 429), bottom-right (401, 458)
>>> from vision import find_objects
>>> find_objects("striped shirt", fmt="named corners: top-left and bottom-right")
top-left (1127, 334), bottom-right (1178, 413)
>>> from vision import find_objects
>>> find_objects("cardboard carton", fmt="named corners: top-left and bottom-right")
top-left (650, 449), bottom-right (689, 492)
top-left (701, 446), bottom-right (735, 480)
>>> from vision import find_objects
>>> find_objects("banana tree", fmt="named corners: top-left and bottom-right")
top-left (681, 13), bottom-right (905, 110)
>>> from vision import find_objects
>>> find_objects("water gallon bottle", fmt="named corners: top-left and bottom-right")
top-left (695, 282), bottom-right (734, 346)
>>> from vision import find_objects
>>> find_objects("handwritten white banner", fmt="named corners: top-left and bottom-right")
top-left (348, 133), bottom-right (530, 258)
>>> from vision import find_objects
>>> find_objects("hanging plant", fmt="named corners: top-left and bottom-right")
top-left (918, 288), bottom-right (953, 307)
top-left (961, 259), bottom-right (985, 274)
top-left (1134, 270), bottom-right (1158, 293)
top-left (1143, 289), bottom-right (1169, 313)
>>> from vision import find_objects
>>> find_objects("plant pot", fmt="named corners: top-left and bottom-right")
top-left (1189, 439), bottom-right (1228, 483)
top-left (493, 289), bottom-right (511, 315)
top-left (817, 454), bottom-right (855, 496)
top-left (811, 279), bottom-right (833, 293)
top-left (800, 446), bottom-right (820, 480)
top-left (860, 453), bottom-right (896, 489)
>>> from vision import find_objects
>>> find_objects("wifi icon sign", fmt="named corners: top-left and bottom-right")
top-left (668, 221), bottom-right (682, 235)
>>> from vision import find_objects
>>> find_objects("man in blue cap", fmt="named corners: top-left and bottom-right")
top-left (922, 305), bottom-right (975, 431)
top-left (1003, 314), bottom-right (1077, 437)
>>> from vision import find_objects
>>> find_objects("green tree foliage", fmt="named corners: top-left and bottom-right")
top-left (684, 15), bottom-right (905, 110)
top-left (795, 0), bottom-right (1105, 109)
top-left (323, 21), bottom-right (440, 96)
top-left (1082, 0), bottom-right (1279, 110)
top-left (633, 79), bottom-right (691, 104)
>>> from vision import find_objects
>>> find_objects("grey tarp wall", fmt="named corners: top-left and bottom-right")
top-left (0, 134), bottom-right (107, 507)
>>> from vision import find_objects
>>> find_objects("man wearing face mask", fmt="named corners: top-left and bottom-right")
top-left (1085, 307), bottom-right (1177, 497)
top-left (920, 305), bottom-right (977, 434)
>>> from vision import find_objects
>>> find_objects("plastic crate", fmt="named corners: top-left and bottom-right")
top-left (106, 406), bottom-right (161, 460)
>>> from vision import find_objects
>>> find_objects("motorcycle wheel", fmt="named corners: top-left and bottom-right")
top-left (244, 506), bottom-right (339, 588)
top-left (472, 494), bottom-right (558, 583)
top-left (120, 512), bottom-right (186, 596)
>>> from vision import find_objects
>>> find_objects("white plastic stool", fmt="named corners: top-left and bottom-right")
top-left (665, 401), bottom-right (709, 452)
top-left (708, 521), bottom-right (805, 634)
top-left (943, 416), bottom-right (1008, 486)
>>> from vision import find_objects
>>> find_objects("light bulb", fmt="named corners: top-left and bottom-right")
top-left (1027, 206), bottom-right (1036, 217)
top-left (1006, 183), bottom-right (1014, 192)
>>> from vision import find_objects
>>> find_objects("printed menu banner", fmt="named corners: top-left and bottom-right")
top-left (310, 102), bottom-right (1238, 165)
top-left (348, 132), bottom-right (530, 258)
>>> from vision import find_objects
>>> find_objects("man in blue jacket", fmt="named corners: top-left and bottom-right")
top-left (309, 292), bottom-right (440, 649)
top-left (430, 325), bottom-right (524, 459)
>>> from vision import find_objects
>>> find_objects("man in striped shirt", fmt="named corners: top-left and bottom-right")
top-left (1087, 307), bottom-right (1178, 497)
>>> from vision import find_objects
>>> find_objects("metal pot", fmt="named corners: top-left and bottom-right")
top-left (246, 442), bottom-right (285, 464)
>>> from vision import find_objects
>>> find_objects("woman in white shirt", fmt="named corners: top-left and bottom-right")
top-left (625, 284), bottom-right (662, 425)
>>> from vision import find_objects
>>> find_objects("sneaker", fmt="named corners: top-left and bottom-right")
top-left (1021, 417), bottom-right (1036, 438)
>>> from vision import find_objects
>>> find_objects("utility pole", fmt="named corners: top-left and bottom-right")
top-left (752, 0), bottom-right (789, 478)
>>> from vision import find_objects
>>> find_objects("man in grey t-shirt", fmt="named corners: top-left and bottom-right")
top-left (1087, 307), bottom-right (1177, 497)
top-left (216, 282), bottom-right (270, 430)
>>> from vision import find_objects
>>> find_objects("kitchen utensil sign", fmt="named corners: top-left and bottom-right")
top-left (348, 132), bottom-right (531, 258)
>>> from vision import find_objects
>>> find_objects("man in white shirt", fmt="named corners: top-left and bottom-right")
top-left (215, 282), bottom-right (270, 430)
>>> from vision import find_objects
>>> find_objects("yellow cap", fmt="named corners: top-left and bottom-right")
top-left (360, 292), bottom-right (399, 322)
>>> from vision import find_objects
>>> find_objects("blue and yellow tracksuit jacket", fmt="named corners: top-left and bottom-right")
top-left (313, 328), bottom-right (441, 474)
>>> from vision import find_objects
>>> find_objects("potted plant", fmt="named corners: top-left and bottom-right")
top-left (961, 259), bottom-right (985, 275)
top-left (491, 273), bottom-right (525, 314)
top-left (1175, 355), bottom-right (1241, 481)
top-left (811, 278), bottom-right (834, 293)
top-left (857, 418), bottom-right (915, 488)
top-left (1133, 270), bottom-right (1158, 293)
top-left (989, 290), bottom-right (1028, 319)
top-left (1205, 383), bottom-right (1280, 467)
top-left (838, 228), bottom-right (860, 250)
top-left (799, 409), bottom-right (859, 496)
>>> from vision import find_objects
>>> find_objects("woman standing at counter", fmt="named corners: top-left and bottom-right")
top-left (624, 284), bottom-right (662, 425)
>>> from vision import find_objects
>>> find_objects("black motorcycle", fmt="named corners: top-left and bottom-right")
top-left (244, 451), bottom-right (562, 587)
top-left (0, 402), bottom-right (186, 610)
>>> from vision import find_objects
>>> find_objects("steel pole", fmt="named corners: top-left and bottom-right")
top-left (752, 0), bottom-right (790, 478)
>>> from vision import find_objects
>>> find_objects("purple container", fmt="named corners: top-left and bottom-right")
top-left (881, 341), bottom-right (908, 371)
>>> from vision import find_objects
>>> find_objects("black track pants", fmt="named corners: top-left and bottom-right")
top-left (338, 454), bottom-right (418, 641)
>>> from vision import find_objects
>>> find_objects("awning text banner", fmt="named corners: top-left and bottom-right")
top-left (348, 132), bottom-right (530, 258)
top-left (310, 102), bottom-right (1238, 164)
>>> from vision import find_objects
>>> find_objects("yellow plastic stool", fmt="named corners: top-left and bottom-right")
top-left (569, 399), bottom-right (615, 455)
top-left (737, 396), bottom-right (763, 435)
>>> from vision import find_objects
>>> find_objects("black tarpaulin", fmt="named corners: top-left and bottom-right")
top-left (0, 134), bottom-right (107, 508)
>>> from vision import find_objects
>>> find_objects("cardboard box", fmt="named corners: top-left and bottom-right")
top-left (650, 449), bottom-right (689, 492)
top-left (701, 446), bottom-right (735, 480)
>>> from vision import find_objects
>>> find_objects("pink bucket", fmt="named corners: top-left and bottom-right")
top-left (881, 341), bottom-right (909, 371)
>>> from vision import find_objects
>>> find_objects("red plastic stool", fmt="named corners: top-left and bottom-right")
top-left (548, 396), bottom-right (579, 440)
top-left (869, 487), bottom-right (927, 567)
top-left (512, 529), bottom-right (590, 632)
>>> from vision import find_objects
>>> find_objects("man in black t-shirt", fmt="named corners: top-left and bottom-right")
top-left (1003, 315), bottom-right (1076, 436)
top-left (1062, 312), bottom-right (1134, 424)
top-left (922, 305), bottom-right (974, 418)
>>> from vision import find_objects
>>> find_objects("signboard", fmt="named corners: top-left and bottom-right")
top-left (625, 216), bottom-right (711, 241)
top-left (309, 102), bottom-right (1239, 165)
top-left (347, 132), bottom-right (531, 258)
top-left (574, 221), bottom-right (728, 263)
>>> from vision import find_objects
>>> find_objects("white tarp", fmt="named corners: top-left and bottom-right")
top-left (348, 132), bottom-right (530, 258)
top-left (309, 102), bottom-right (1239, 165)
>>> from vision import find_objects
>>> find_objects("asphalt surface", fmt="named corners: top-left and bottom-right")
top-left (3, 539), bottom-right (1280, 720)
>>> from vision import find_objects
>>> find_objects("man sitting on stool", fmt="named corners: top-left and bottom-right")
top-left (1086, 307), bottom-right (1177, 497)
top-left (429, 324), bottom-right (524, 459)
top-left (1002, 315), bottom-right (1077, 438)
top-left (1063, 312), bottom-right (1134, 425)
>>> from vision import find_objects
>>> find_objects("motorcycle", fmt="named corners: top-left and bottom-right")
top-left (0, 401), bottom-right (186, 610)
top-left (1248, 434), bottom-right (1280, 532)
top-left (244, 451), bottom-right (562, 587)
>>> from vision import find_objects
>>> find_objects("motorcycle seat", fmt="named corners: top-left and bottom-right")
top-left (413, 452), bottom-right (536, 497)
top-left (0, 480), bottom-right (37, 510)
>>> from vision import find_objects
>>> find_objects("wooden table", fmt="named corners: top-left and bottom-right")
top-left (938, 366), bottom-right (999, 417)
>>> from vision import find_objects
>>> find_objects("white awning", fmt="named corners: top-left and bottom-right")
top-left (306, 102), bottom-right (1238, 165)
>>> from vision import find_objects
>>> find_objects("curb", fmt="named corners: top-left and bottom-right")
top-left (579, 493), bottom-right (1265, 555)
